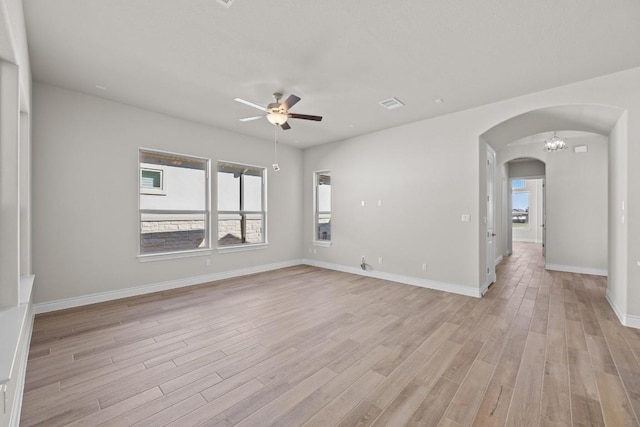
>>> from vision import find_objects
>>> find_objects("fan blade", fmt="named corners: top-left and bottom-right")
top-left (282, 94), bottom-right (301, 110)
top-left (281, 122), bottom-right (291, 130)
top-left (288, 113), bottom-right (322, 121)
top-left (239, 115), bottom-right (265, 122)
top-left (234, 98), bottom-right (267, 112)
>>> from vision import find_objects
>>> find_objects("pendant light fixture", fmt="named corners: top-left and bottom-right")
top-left (543, 131), bottom-right (568, 152)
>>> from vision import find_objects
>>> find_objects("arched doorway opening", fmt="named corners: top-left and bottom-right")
top-left (480, 104), bottom-right (624, 298)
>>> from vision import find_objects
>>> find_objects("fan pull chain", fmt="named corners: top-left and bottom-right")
top-left (273, 125), bottom-right (280, 171)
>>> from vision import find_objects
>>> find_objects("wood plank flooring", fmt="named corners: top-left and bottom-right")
top-left (21, 243), bottom-right (640, 426)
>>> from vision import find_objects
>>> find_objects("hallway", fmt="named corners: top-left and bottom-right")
top-left (488, 241), bottom-right (640, 425)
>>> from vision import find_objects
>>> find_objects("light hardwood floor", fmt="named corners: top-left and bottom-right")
top-left (21, 243), bottom-right (640, 426)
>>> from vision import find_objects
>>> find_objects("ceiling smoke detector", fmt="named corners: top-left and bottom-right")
top-left (378, 97), bottom-right (404, 110)
top-left (216, 0), bottom-right (235, 8)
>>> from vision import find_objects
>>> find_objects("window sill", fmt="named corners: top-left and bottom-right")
top-left (140, 190), bottom-right (167, 196)
top-left (138, 249), bottom-right (212, 262)
top-left (217, 243), bottom-right (268, 254)
top-left (312, 240), bottom-right (332, 247)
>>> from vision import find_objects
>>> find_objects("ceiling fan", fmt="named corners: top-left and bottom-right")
top-left (235, 92), bottom-right (322, 130)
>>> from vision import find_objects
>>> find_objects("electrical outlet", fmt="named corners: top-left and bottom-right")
top-left (422, 263), bottom-right (428, 271)
top-left (361, 200), bottom-right (366, 207)
top-left (378, 200), bottom-right (383, 207)
top-left (378, 257), bottom-right (383, 264)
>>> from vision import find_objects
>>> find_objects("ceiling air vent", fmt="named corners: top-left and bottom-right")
top-left (378, 97), bottom-right (404, 110)
top-left (216, 0), bottom-right (235, 8)
top-left (574, 145), bottom-right (588, 153)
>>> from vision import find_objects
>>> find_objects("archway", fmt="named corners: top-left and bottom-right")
top-left (479, 104), bottom-right (624, 298)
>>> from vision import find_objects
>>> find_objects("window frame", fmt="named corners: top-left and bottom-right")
top-left (137, 148), bottom-right (212, 261)
top-left (140, 167), bottom-right (166, 195)
top-left (216, 160), bottom-right (268, 251)
top-left (313, 170), bottom-right (332, 247)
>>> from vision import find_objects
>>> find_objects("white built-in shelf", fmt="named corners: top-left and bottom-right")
top-left (0, 304), bottom-right (28, 385)
top-left (0, 275), bottom-right (34, 386)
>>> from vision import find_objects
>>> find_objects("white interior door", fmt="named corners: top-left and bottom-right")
top-left (486, 148), bottom-right (496, 285)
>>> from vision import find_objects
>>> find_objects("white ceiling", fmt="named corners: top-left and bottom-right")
top-left (22, 0), bottom-right (640, 148)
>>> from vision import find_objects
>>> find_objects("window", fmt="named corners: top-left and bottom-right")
top-left (139, 149), bottom-right (210, 255)
top-left (512, 179), bottom-right (525, 190)
top-left (140, 168), bottom-right (164, 195)
top-left (512, 191), bottom-right (530, 227)
top-left (217, 162), bottom-right (266, 247)
top-left (314, 171), bottom-right (331, 242)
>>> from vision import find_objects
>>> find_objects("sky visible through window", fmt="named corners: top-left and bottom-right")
top-left (513, 192), bottom-right (529, 210)
top-left (512, 179), bottom-right (525, 189)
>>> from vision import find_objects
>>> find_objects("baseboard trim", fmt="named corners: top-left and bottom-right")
top-left (606, 290), bottom-right (640, 329)
top-left (495, 256), bottom-right (503, 266)
top-left (34, 259), bottom-right (304, 314)
top-left (606, 289), bottom-right (626, 325)
top-left (302, 259), bottom-right (481, 298)
top-left (627, 315), bottom-right (640, 329)
top-left (544, 263), bottom-right (608, 277)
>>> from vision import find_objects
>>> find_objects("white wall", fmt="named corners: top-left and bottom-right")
top-left (608, 113), bottom-right (628, 319)
top-left (32, 83), bottom-right (303, 304)
top-left (303, 115), bottom-right (483, 295)
top-left (509, 160), bottom-right (545, 178)
top-left (547, 136), bottom-right (608, 273)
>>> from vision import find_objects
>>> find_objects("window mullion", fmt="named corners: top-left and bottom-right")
top-left (239, 172), bottom-right (246, 243)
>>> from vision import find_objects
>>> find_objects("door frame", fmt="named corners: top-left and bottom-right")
top-left (507, 174), bottom-right (546, 252)
top-left (486, 146), bottom-right (497, 288)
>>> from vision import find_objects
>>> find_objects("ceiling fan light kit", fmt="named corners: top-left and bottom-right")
top-left (235, 92), bottom-right (323, 171)
top-left (266, 112), bottom-right (288, 126)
